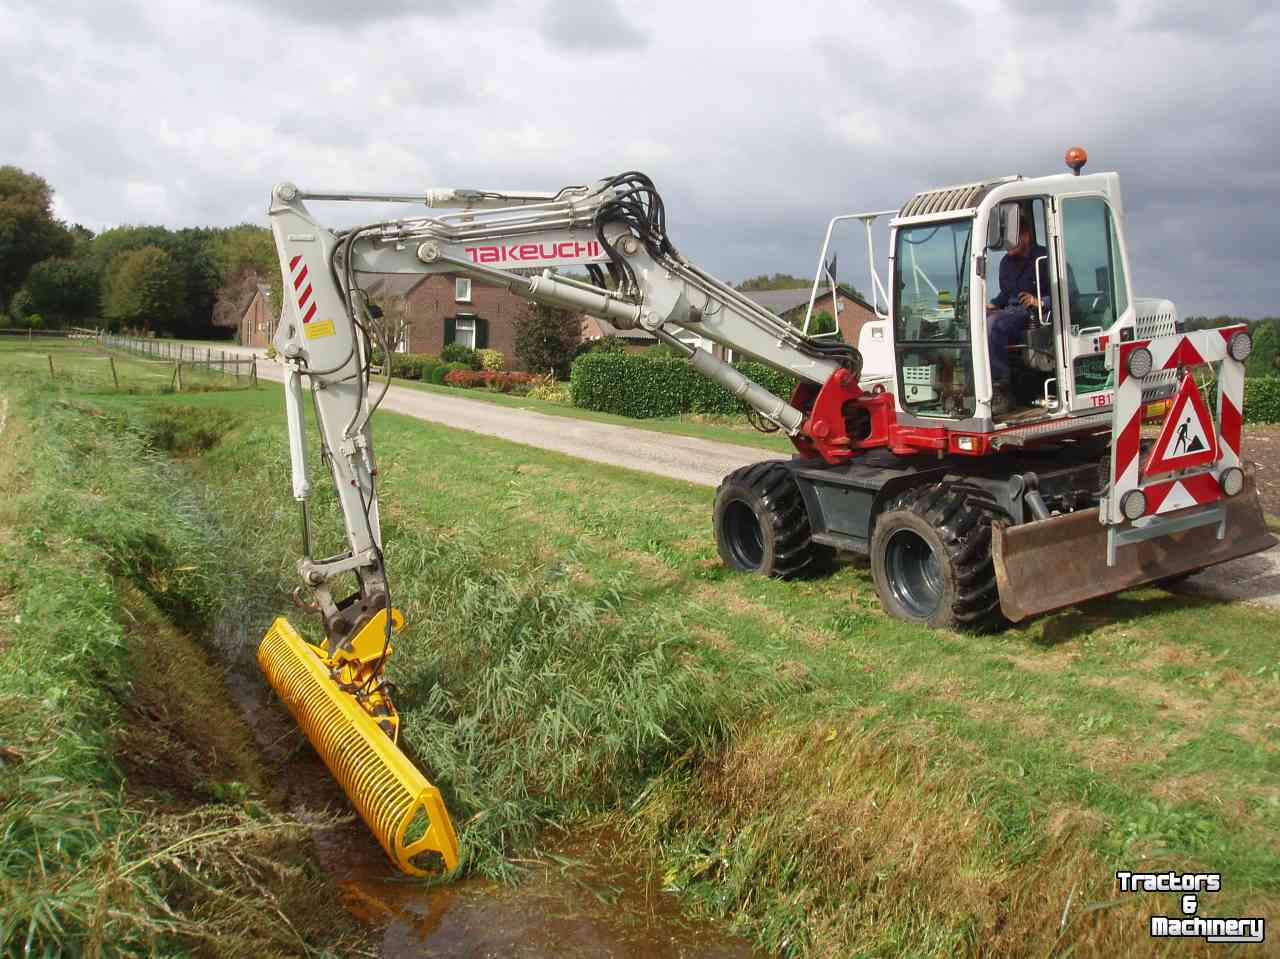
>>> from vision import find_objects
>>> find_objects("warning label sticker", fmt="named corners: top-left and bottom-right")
top-left (304, 319), bottom-right (335, 340)
top-left (1144, 372), bottom-right (1219, 476)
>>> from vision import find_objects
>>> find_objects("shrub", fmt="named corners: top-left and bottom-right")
top-left (443, 370), bottom-right (535, 393)
top-left (645, 342), bottom-right (685, 359)
top-left (1245, 376), bottom-right (1280, 424)
top-left (375, 353), bottom-right (440, 381)
top-left (440, 343), bottom-right (482, 369)
top-left (574, 335), bottom-right (627, 358)
top-left (529, 375), bottom-right (572, 404)
top-left (428, 361), bottom-right (469, 385)
top-left (570, 352), bottom-right (797, 418)
top-left (514, 302), bottom-right (580, 377)
top-left (477, 348), bottom-right (505, 371)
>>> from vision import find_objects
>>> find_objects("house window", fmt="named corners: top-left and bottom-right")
top-left (454, 315), bottom-right (476, 348)
top-left (673, 330), bottom-right (706, 352)
top-left (724, 347), bottom-right (737, 364)
top-left (455, 277), bottom-right (472, 303)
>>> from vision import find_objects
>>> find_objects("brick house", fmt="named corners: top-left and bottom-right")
top-left (741, 284), bottom-right (877, 347)
top-left (398, 273), bottom-right (523, 363)
top-left (239, 283), bottom-right (276, 348)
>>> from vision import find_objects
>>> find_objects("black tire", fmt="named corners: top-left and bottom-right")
top-left (714, 461), bottom-right (833, 579)
top-left (870, 483), bottom-right (1007, 631)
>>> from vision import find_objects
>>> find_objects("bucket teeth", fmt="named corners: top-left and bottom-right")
top-left (257, 617), bottom-right (459, 874)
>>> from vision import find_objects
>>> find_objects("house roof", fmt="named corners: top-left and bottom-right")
top-left (239, 282), bottom-right (272, 320)
top-left (740, 284), bottom-right (871, 315)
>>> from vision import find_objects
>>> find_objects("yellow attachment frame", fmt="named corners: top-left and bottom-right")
top-left (257, 616), bottom-right (460, 874)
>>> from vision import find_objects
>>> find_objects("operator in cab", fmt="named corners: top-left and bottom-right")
top-left (986, 215), bottom-right (1049, 414)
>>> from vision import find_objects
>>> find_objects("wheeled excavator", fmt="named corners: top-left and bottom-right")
top-left (257, 150), bottom-right (1275, 875)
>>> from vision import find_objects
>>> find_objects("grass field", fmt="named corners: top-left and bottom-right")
top-left (6, 340), bottom-right (1277, 957)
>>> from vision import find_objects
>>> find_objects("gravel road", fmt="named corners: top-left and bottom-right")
top-left (219, 345), bottom-right (1280, 610)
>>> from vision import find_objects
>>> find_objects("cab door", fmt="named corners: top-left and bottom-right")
top-left (1052, 191), bottom-right (1135, 413)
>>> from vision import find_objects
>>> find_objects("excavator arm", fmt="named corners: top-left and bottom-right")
top-left (257, 172), bottom-right (866, 877)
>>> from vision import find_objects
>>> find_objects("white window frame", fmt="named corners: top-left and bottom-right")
top-left (455, 277), bottom-right (472, 303)
top-left (673, 330), bottom-right (706, 352)
top-left (454, 315), bottom-right (476, 348)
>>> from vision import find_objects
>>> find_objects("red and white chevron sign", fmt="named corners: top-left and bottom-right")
top-left (1104, 325), bottom-right (1248, 525)
top-left (289, 254), bottom-right (317, 324)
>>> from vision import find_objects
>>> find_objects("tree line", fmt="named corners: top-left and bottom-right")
top-left (0, 166), bottom-right (280, 338)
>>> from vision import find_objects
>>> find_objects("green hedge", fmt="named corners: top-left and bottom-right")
top-left (371, 351), bottom-right (438, 381)
top-left (1244, 376), bottom-right (1280, 424)
top-left (570, 352), bottom-right (797, 418)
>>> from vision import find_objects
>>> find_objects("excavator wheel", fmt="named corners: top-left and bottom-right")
top-left (870, 483), bottom-right (1007, 631)
top-left (714, 461), bottom-right (833, 579)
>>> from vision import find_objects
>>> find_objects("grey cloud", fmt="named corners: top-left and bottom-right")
top-left (1136, 0), bottom-right (1277, 37)
top-left (1002, 0), bottom-right (1117, 22)
top-left (540, 0), bottom-right (648, 52)
top-left (220, 0), bottom-right (485, 25)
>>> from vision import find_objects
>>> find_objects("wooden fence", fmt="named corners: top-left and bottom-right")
top-left (99, 335), bottom-right (259, 390)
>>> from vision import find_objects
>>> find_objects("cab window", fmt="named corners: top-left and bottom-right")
top-left (893, 219), bottom-right (974, 418)
top-left (1060, 197), bottom-right (1128, 328)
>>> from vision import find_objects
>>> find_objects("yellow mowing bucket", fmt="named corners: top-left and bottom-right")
top-left (257, 617), bottom-right (459, 874)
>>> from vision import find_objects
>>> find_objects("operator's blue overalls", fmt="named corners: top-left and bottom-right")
top-left (988, 245), bottom-right (1049, 382)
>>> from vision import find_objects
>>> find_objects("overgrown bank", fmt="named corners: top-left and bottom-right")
top-left (0, 383), bottom-right (358, 957)
top-left (135, 386), bottom-right (1277, 957)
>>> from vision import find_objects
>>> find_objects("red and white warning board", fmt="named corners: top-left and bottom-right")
top-left (1103, 325), bottom-right (1248, 525)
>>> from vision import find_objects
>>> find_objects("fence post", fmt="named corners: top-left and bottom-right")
top-left (109, 356), bottom-right (119, 389)
top-left (251, 358), bottom-right (258, 388)
top-left (47, 355), bottom-right (55, 378)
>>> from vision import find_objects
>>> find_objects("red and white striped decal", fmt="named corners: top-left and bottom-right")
top-left (1104, 325), bottom-right (1248, 525)
top-left (288, 254), bottom-right (318, 324)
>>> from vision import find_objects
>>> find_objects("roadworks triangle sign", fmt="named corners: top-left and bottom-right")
top-left (1144, 372), bottom-right (1218, 476)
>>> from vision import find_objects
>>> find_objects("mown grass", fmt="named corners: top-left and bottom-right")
top-left (0, 379), bottom-right (360, 957)
top-left (67, 382), bottom-right (1280, 957)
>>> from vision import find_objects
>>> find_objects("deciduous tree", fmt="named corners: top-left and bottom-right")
top-left (102, 245), bottom-right (187, 333)
top-left (0, 167), bottom-right (72, 313)
top-left (23, 257), bottom-right (100, 323)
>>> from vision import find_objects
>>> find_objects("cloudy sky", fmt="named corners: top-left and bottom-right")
top-left (3, 0), bottom-right (1277, 316)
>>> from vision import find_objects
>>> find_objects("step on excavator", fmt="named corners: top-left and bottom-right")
top-left (257, 148), bottom-right (1275, 874)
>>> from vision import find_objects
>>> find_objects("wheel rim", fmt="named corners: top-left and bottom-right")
top-left (884, 528), bottom-right (944, 619)
top-left (723, 499), bottom-right (765, 569)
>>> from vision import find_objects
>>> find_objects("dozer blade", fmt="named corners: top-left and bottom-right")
top-left (992, 477), bottom-right (1276, 622)
top-left (257, 617), bottom-right (459, 874)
